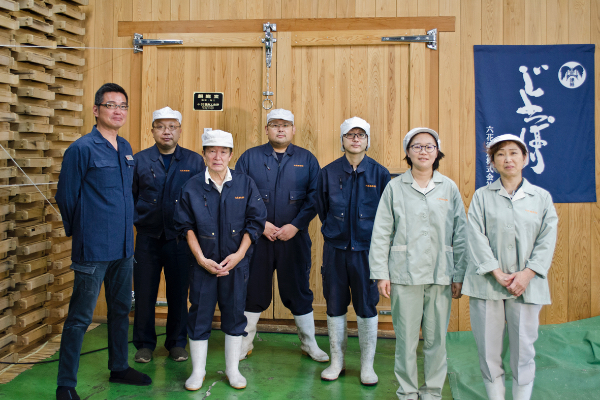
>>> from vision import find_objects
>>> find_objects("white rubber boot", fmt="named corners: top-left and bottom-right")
top-left (184, 339), bottom-right (208, 391)
top-left (225, 334), bottom-right (246, 389)
top-left (294, 311), bottom-right (329, 362)
top-left (483, 376), bottom-right (506, 400)
top-left (356, 315), bottom-right (378, 385)
top-left (512, 379), bottom-right (533, 400)
top-left (240, 311), bottom-right (261, 361)
top-left (321, 314), bottom-right (347, 381)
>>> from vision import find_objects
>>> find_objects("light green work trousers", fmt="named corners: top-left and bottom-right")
top-left (391, 284), bottom-right (452, 400)
top-left (469, 297), bottom-right (542, 386)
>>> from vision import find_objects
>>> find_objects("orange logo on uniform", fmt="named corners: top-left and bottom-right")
top-left (366, 184), bottom-right (376, 188)
top-left (294, 164), bottom-right (304, 167)
top-left (180, 169), bottom-right (190, 172)
top-left (437, 198), bottom-right (448, 202)
top-left (235, 196), bottom-right (245, 200)
top-left (525, 209), bottom-right (538, 214)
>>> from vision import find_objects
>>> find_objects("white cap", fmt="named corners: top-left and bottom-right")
top-left (201, 129), bottom-right (234, 149)
top-left (153, 106), bottom-right (182, 124)
top-left (403, 127), bottom-right (441, 154)
top-left (340, 117), bottom-right (371, 152)
top-left (267, 109), bottom-right (294, 124)
top-left (487, 133), bottom-right (529, 171)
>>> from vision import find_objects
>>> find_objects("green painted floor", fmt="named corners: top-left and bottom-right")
top-left (1, 324), bottom-right (453, 399)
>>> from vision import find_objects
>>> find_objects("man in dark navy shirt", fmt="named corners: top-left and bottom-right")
top-left (317, 117), bottom-right (391, 385)
top-left (55, 83), bottom-right (151, 400)
top-left (132, 107), bottom-right (204, 364)
top-left (235, 109), bottom-right (328, 363)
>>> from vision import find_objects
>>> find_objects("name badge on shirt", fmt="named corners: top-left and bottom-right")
top-left (126, 155), bottom-right (134, 161)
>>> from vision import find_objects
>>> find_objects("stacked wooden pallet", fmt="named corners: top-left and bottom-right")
top-left (0, 0), bottom-right (86, 362)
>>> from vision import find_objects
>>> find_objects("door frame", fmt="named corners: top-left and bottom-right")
top-left (120, 16), bottom-right (455, 321)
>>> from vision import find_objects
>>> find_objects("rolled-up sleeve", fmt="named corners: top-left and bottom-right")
top-left (369, 184), bottom-right (395, 280)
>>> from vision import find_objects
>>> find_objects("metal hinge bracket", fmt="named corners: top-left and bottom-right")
top-left (133, 33), bottom-right (183, 53)
top-left (381, 28), bottom-right (437, 50)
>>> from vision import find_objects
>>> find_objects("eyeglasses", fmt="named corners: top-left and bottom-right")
top-left (153, 124), bottom-right (181, 132)
top-left (268, 123), bottom-right (293, 129)
top-left (410, 144), bottom-right (437, 153)
top-left (97, 103), bottom-right (129, 110)
top-left (343, 132), bottom-right (367, 140)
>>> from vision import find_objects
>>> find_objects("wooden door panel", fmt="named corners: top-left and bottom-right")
top-left (143, 45), bottom-right (274, 319)
top-left (141, 27), bottom-right (436, 323)
top-left (283, 37), bottom-right (431, 321)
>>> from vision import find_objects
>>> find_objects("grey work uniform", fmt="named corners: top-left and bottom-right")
top-left (369, 170), bottom-right (468, 400)
top-left (462, 178), bottom-right (558, 386)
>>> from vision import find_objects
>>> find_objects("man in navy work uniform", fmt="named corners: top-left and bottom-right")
top-left (132, 107), bottom-right (204, 364)
top-left (235, 109), bottom-right (328, 362)
top-left (173, 129), bottom-right (267, 391)
top-left (317, 117), bottom-right (391, 385)
top-left (55, 83), bottom-right (151, 400)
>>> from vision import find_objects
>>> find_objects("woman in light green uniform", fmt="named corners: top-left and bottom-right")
top-left (461, 134), bottom-right (558, 400)
top-left (369, 127), bottom-right (468, 400)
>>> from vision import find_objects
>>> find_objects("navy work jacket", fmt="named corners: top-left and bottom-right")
top-left (173, 170), bottom-right (267, 263)
top-left (317, 155), bottom-right (391, 251)
top-left (235, 143), bottom-right (319, 231)
top-left (133, 144), bottom-right (204, 240)
top-left (56, 126), bottom-right (135, 262)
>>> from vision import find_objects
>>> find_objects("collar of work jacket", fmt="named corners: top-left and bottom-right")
top-left (91, 125), bottom-right (129, 149)
top-left (400, 169), bottom-right (444, 187)
top-left (262, 141), bottom-right (296, 157)
top-left (201, 168), bottom-right (234, 191)
top-left (487, 177), bottom-right (537, 199)
top-left (147, 143), bottom-right (183, 163)
top-left (340, 154), bottom-right (373, 174)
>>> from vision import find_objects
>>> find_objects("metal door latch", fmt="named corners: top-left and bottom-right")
top-left (262, 23), bottom-right (277, 110)
top-left (382, 28), bottom-right (437, 50)
top-left (133, 33), bottom-right (183, 53)
top-left (262, 23), bottom-right (277, 68)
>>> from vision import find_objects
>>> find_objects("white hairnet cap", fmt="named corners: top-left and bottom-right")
top-left (202, 129), bottom-right (234, 149)
top-left (487, 133), bottom-right (529, 172)
top-left (267, 109), bottom-right (294, 124)
top-left (340, 117), bottom-right (370, 152)
top-left (153, 106), bottom-right (182, 124)
top-left (403, 127), bottom-right (440, 154)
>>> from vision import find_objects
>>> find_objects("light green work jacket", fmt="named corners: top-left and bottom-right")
top-left (369, 170), bottom-right (468, 285)
top-left (461, 178), bottom-right (558, 305)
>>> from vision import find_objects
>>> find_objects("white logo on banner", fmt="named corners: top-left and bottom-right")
top-left (558, 62), bottom-right (586, 89)
top-left (516, 65), bottom-right (555, 174)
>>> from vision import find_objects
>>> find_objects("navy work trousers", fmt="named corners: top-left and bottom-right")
top-left (57, 257), bottom-right (133, 387)
top-left (245, 233), bottom-right (313, 316)
top-left (133, 234), bottom-right (190, 351)
top-left (321, 242), bottom-right (379, 318)
top-left (188, 260), bottom-right (249, 340)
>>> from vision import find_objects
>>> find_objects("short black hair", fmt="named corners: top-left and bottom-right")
top-left (94, 83), bottom-right (128, 106)
top-left (403, 132), bottom-right (445, 171)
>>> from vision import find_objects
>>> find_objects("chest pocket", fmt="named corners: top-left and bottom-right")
top-left (93, 159), bottom-right (120, 189)
top-left (138, 190), bottom-right (158, 206)
top-left (289, 190), bottom-right (306, 205)
top-left (259, 189), bottom-right (271, 204)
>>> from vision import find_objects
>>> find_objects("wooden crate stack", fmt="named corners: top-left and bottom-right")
top-left (0, 0), bottom-right (86, 363)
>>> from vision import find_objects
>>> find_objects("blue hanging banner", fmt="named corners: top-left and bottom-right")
top-left (474, 44), bottom-right (596, 203)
